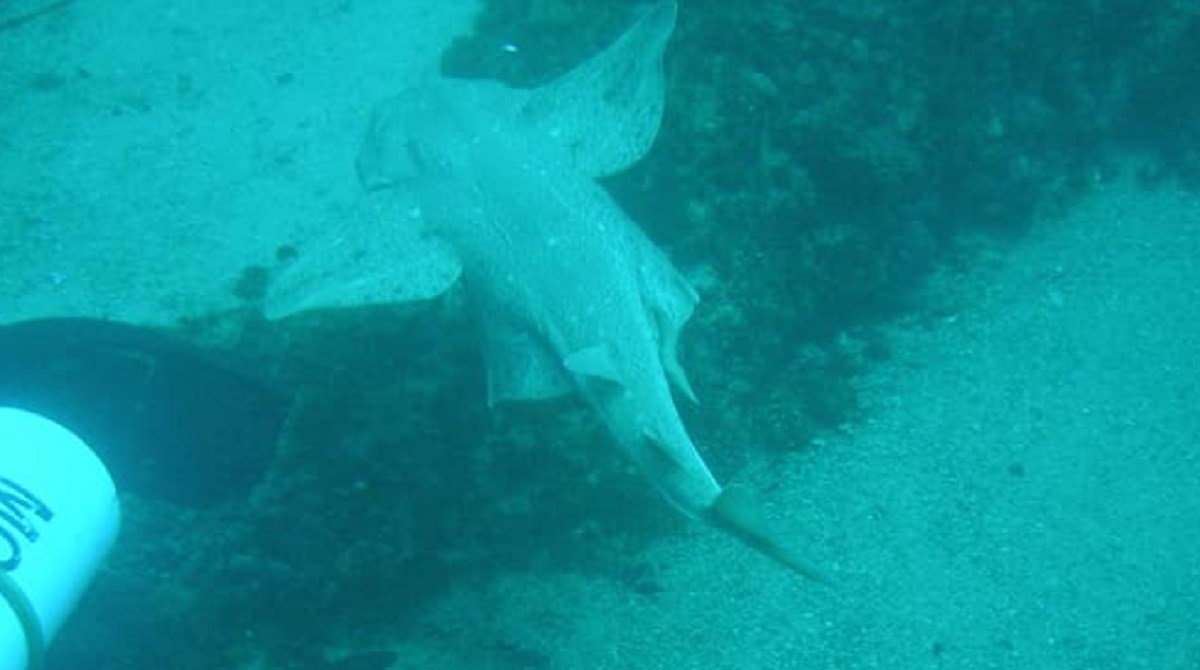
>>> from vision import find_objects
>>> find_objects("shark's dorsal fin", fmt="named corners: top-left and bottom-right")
top-left (563, 344), bottom-right (624, 385)
top-left (519, 1), bottom-right (678, 177)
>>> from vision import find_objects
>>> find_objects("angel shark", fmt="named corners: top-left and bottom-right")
top-left (268, 1), bottom-right (823, 581)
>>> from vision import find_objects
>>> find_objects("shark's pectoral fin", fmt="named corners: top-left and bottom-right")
top-left (264, 194), bottom-right (461, 320)
top-left (519, 1), bottom-right (677, 177)
top-left (706, 485), bottom-right (830, 584)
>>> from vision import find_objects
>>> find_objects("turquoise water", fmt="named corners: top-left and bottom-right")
top-left (2, 1), bottom-right (1198, 668)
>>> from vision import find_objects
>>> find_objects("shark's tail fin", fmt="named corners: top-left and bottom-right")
top-left (705, 485), bottom-right (831, 585)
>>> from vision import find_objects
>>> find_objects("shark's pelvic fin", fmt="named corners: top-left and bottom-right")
top-left (705, 485), bottom-right (830, 584)
top-left (483, 316), bottom-right (574, 406)
top-left (564, 345), bottom-right (624, 385)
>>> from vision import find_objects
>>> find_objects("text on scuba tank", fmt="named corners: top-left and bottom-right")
top-left (0, 477), bottom-right (54, 572)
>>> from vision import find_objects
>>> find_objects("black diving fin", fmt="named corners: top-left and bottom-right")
top-left (0, 318), bottom-right (293, 506)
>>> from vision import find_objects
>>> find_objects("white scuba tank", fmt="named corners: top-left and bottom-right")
top-left (0, 407), bottom-right (120, 670)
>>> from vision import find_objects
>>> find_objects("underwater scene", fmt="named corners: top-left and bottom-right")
top-left (1, 0), bottom-right (1198, 668)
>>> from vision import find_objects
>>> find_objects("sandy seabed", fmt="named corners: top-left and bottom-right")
top-left (384, 176), bottom-right (1200, 670)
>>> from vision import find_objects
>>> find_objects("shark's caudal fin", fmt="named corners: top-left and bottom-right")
top-left (705, 485), bottom-right (830, 584)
